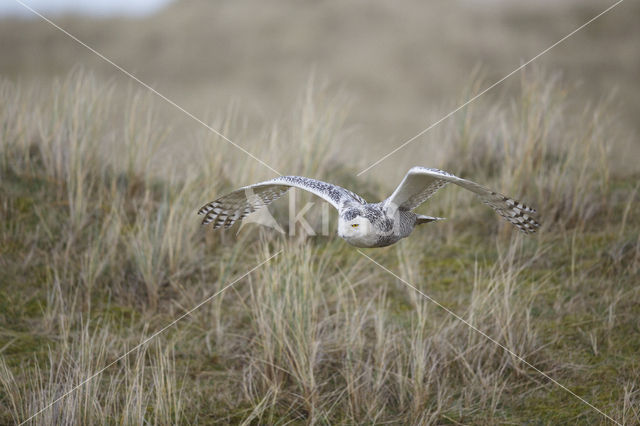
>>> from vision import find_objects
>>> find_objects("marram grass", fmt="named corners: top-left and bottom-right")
top-left (0, 71), bottom-right (638, 424)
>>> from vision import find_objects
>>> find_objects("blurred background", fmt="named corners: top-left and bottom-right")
top-left (2, 0), bottom-right (638, 176)
top-left (2, 2), bottom-right (640, 424)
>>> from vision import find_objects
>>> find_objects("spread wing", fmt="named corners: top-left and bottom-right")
top-left (198, 175), bottom-right (366, 229)
top-left (384, 167), bottom-right (540, 234)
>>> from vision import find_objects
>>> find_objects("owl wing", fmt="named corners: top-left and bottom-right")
top-left (198, 175), bottom-right (366, 229)
top-left (383, 167), bottom-right (540, 234)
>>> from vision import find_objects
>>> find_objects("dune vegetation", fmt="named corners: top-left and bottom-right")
top-left (0, 67), bottom-right (638, 424)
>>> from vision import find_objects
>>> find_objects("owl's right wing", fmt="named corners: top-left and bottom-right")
top-left (198, 175), bottom-right (366, 229)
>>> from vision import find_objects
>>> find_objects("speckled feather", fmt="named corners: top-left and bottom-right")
top-left (198, 176), bottom-right (365, 229)
top-left (198, 167), bottom-right (540, 242)
top-left (383, 167), bottom-right (540, 234)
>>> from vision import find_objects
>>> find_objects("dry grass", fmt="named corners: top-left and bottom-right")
top-left (0, 69), bottom-right (639, 424)
top-left (3, 0), bottom-right (640, 168)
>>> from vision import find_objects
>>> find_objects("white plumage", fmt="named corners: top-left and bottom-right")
top-left (198, 167), bottom-right (540, 247)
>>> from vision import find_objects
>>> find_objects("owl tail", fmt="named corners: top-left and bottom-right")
top-left (416, 215), bottom-right (445, 225)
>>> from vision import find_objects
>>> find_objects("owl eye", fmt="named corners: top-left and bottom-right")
top-left (351, 224), bottom-right (359, 228)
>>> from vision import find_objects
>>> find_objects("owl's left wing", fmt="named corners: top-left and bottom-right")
top-left (383, 167), bottom-right (540, 234)
top-left (198, 175), bottom-right (366, 229)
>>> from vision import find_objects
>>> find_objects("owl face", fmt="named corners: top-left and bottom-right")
top-left (337, 211), bottom-right (377, 247)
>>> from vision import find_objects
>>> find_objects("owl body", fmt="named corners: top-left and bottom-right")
top-left (337, 204), bottom-right (418, 248)
top-left (198, 167), bottom-right (540, 247)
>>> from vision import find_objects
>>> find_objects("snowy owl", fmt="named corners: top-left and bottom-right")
top-left (198, 167), bottom-right (540, 248)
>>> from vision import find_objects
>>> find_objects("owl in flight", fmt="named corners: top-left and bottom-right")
top-left (198, 167), bottom-right (539, 248)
